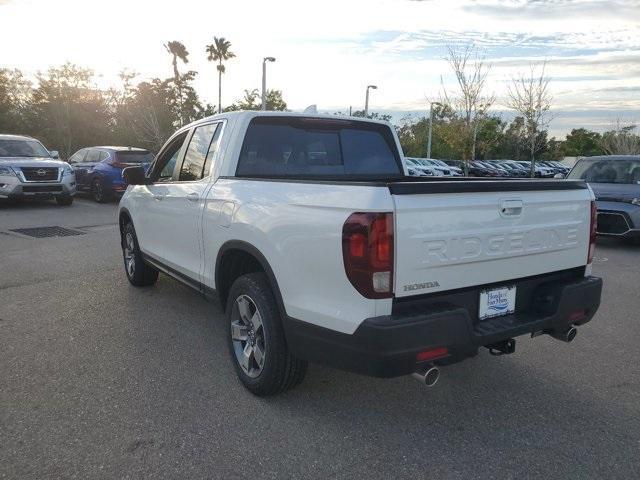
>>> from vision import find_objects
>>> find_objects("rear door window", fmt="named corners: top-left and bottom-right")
top-left (85, 149), bottom-right (100, 163)
top-left (236, 117), bottom-right (402, 179)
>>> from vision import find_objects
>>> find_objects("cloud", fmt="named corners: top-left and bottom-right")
top-left (463, 0), bottom-right (640, 21)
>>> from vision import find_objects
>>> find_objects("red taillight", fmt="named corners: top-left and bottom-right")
top-left (416, 347), bottom-right (448, 362)
top-left (588, 200), bottom-right (597, 264)
top-left (342, 212), bottom-right (394, 299)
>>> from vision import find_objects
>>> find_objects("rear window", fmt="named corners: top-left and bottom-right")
top-left (568, 158), bottom-right (640, 184)
top-left (115, 151), bottom-right (154, 164)
top-left (236, 117), bottom-right (402, 180)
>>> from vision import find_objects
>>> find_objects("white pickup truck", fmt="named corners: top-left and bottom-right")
top-left (119, 111), bottom-right (602, 396)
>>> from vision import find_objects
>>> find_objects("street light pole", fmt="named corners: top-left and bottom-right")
top-left (427, 101), bottom-right (441, 158)
top-left (261, 57), bottom-right (276, 111)
top-left (364, 85), bottom-right (377, 117)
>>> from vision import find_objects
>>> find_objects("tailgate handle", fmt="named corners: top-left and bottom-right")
top-left (501, 200), bottom-right (523, 216)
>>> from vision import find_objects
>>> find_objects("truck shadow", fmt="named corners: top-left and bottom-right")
top-left (119, 274), bottom-right (637, 478)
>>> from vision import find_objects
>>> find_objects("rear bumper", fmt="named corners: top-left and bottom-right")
top-left (284, 271), bottom-right (602, 378)
top-left (596, 203), bottom-right (640, 238)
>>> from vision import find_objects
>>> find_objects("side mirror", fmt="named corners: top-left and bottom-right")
top-left (50, 150), bottom-right (59, 159)
top-left (123, 166), bottom-right (148, 185)
top-left (554, 173), bottom-right (565, 179)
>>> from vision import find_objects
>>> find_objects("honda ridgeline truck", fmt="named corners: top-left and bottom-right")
top-left (118, 112), bottom-right (602, 396)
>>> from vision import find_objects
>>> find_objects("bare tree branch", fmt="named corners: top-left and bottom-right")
top-left (506, 61), bottom-right (553, 177)
top-left (440, 45), bottom-right (494, 174)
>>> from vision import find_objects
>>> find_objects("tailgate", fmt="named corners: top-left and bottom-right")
top-left (391, 180), bottom-right (592, 297)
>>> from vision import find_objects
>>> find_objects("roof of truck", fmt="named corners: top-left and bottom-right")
top-left (183, 110), bottom-right (392, 131)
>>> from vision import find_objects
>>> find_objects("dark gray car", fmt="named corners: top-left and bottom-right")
top-left (567, 155), bottom-right (640, 241)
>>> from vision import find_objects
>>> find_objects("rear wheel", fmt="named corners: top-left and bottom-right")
top-left (55, 195), bottom-right (73, 206)
top-left (122, 222), bottom-right (158, 287)
top-left (227, 273), bottom-right (307, 396)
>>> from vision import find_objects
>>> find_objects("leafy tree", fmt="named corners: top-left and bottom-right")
top-left (352, 110), bottom-right (392, 122)
top-left (561, 128), bottom-right (604, 157)
top-left (600, 121), bottom-right (640, 155)
top-left (206, 37), bottom-right (235, 113)
top-left (225, 88), bottom-right (287, 111)
top-left (541, 137), bottom-right (564, 161)
top-left (111, 71), bottom-right (209, 152)
top-left (29, 63), bottom-right (111, 158)
top-left (474, 115), bottom-right (505, 160)
top-left (395, 108), bottom-right (465, 160)
top-left (0, 68), bottom-right (32, 134)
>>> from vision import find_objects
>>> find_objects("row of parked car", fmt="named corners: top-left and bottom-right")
top-left (405, 157), bottom-right (571, 178)
top-left (0, 134), bottom-right (153, 205)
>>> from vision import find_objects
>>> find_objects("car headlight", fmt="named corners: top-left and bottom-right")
top-left (61, 164), bottom-right (74, 177)
top-left (0, 165), bottom-right (17, 176)
top-left (631, 198), bottom-right (640, 206)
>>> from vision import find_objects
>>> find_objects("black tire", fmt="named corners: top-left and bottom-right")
top-left (92, 178), bottom-right (110, 203)
top-left (121, 222), bottom-right (158, 287)
top-left (55, 195), bottom-right (73, 206)
top-left (226, 273), bottom-right (307, 396)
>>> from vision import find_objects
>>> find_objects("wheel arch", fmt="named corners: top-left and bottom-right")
top-left (215, 240), bottom-right (287, 319)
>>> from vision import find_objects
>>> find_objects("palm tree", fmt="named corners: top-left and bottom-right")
top-left (206, 37), bottom-right (235, 113)
top-left (164, 41), bottom-right (189, 124)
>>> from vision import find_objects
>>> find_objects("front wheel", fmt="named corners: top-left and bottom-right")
top-left (121, 222), bottom-right (158, 287)
top-left (226, 273), bottom-right (307, 396)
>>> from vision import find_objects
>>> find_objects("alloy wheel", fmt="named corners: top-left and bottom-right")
top-left (230, 295), bottom-right (266, 378)
top-left (93, 180), bottom-right (103, 202)
top-left (123, 232), bottom-right (135, 277)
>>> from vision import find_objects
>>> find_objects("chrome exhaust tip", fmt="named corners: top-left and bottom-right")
top-left (550, 327), bottom-right (577, 343)
top-left (411, 366), bottom-right (440, 387)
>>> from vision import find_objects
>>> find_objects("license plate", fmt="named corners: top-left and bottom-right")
top-left (479, 286), bottom-right (516, 320)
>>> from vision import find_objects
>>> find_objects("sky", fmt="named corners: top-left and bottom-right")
top-left (1, 0), bottom-right (639, 137)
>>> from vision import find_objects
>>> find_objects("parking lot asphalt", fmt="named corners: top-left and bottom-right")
top-left (1, 197), bottom-right (639, 480)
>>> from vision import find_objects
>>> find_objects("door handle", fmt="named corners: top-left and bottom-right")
top-left (500, 200), bottom-right (523, 217)
top-left (152, 194), bottom-right (164, 201)
top-left (186, 192), bottom-right (200, 202)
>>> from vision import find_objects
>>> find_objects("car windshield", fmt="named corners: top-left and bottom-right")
top-left (0, 139), bottom-right (50, 158)
top-left (568, 158), bottom-right (640, 184)
top-left (116, 151), bottom-right (154, 163)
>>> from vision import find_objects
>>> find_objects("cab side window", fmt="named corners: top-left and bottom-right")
top-left (178, 123), bottom-right (219, 181)
top-left (151, 132), bottom-right (188, 182)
